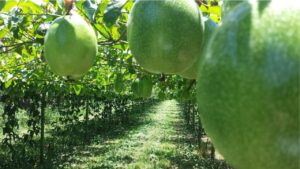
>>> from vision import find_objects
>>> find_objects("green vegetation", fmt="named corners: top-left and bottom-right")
top-left (0, 98), bottom-right (157, 168)
top-left (0, 100), bottom-right (232, 169)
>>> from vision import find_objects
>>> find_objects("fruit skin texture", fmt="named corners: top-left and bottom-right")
top-left (131, 77), bottom-right (153, 98)
top-left (179, 59), bottom-right (199, 79)
top-left (180, 18), bottom-right (217, 79)
top-left (197, 1), bottom-right (300, 169)
top-left (127, 0), bottom-right (204, 74)
top-left (222, 0), bottom-right (246, 18)
top-left (44, 14), bottom-right (97, 77)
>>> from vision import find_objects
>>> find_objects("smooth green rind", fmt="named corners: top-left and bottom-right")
top-left (127, 0), bottom-right (204, 74)
top-left (222, 0), bottom-right (247, 18)
top-left (179, 59), bottom-right (198, 79)
top-left (180, 18), bottom-right (217, 79)
top-left (197, 1), bottom-right (300, 169)
top-left (132, 77), bottom-right (153, 98)
top-left (44, 14), bottom-right (97, 77)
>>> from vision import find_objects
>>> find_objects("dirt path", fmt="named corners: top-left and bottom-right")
top-left (60, 100), bottom-right (231, 169)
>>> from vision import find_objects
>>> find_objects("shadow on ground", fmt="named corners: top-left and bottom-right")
top-left (0, 101), bottom-right (233, 169)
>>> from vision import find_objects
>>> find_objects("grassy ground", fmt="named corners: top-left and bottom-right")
top-left (55, 100), bottom-right (232, 169)
top-left (0, 100), bottom-right (232, 169)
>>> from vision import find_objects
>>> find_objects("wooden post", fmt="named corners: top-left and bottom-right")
top-left (40, 93), bottom-right (46, 165)
top-left (64, 0), bottom-right (74, 15)
top-left (85, 100), bottom-right (89, 140)
top-left (211, 145), bottom-right (215, 160)
top-left (191, 102), bottom-right (195, 131)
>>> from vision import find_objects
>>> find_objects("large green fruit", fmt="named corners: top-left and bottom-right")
top-left (131, 77), bottom-right (153, 98)
top-left (197, 1), bottom-right (300, 169)
top-left (44, 14), bottom-right (97, 78)
top-left (127, 0), bottom-right (204, 74)
top-left (180, 18), bottom-right (217, 79)
top-left (222, 0), bottom-right (246, 18)
top-left (179, 59), bottom-right (199, 80)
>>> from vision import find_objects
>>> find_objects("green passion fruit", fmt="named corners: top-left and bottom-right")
top-left (180, 18), bottom-right (217, 79)
top-left (127, 0), bottom-right (204, 74)
top-left (44, 13), bottom-right (97, 78)
top-left (131, 77), bottom-right (153, 98)
top-left (179, 60), bottom-right (198, 80)
top-left (197, 1), bottom-right (300, 169)
top-left (222, 0), bottom-right (247, 18)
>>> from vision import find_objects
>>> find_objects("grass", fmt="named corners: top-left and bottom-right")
top-left (54, 100), bottom-right (232, 169)
top-left (0, 100), bottom-right (232, 169)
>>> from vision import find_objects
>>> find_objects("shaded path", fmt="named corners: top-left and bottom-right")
top-left (60, 100), bottom-right (231, 169)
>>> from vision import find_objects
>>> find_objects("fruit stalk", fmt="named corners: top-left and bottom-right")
top-left (64, 0), bottom-right (74, 15)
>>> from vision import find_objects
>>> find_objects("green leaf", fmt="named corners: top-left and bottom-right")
top-left (94, 0), bottom-right (110, 23)
top-left (57, 0), bottom-right (64, 10)
top-left (208, 5), bottom-right (221, 17)
top-left (0, 16), bottom-right (3, 26)
top-left (82, 0), bottom-right (97, 22)
top-left (73, 84), bottom-right (83, 95)
top-left (19, 1), bottom-right (43, 13)
top-left (210, 14), bottom-right (220, 23)
top-left (200, 5), bottom-right (209, 13)
top-left (5, 79), bottom-right (13, 88)
top-left (103, 0), bottom-right (127, 27)
top-left (0, 27), bottom-right (9, 39)
top-left (111, 26), bottom-right (120, 40)
top-left (94, 23), bottom-right (110, 38)
top-left (123, 0), bottom-right (133, 11)
top-left (0, 0), bottom-right (18, 12)
top-left (0, 1), bottom-right (6, 11)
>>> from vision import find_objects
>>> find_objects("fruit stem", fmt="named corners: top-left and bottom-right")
top-left (64, 0), bottom-right (74, 15)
